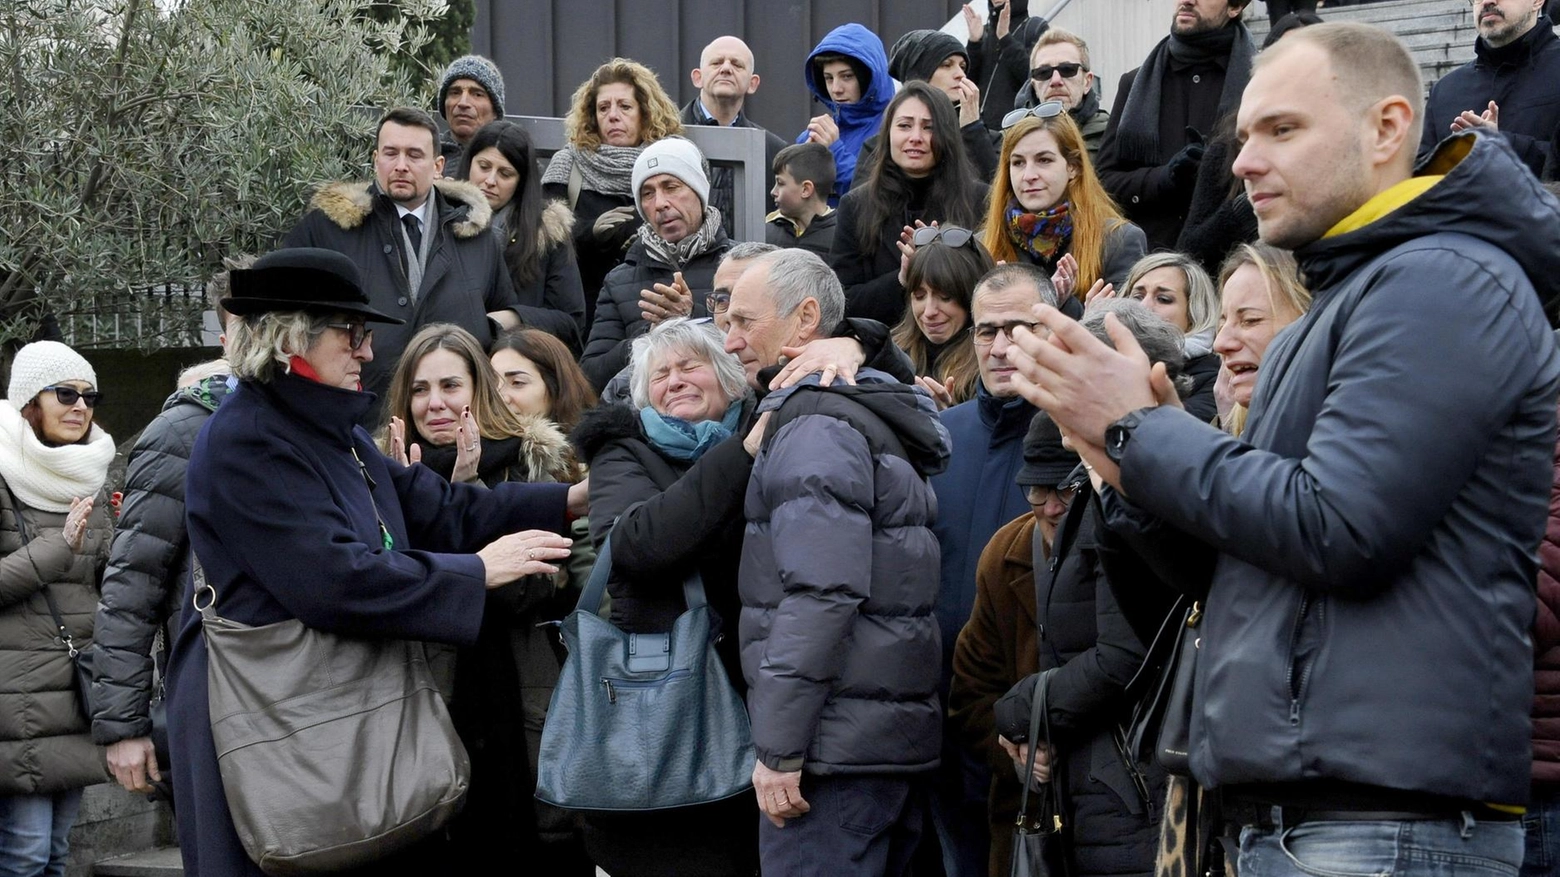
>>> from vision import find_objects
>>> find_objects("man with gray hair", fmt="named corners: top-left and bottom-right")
top-left (728, 249), bottom-right (950, 875)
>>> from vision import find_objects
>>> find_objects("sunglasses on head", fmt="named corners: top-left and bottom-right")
top-left (1031, 63), bottom-right (1086, 81)
top-left (41, 386), bottom-right (103, 408)
top-left (911, 225), bottom-right (977, 248)
top-left (1001, 100), bottom-right (1067, 131)
top-left (325, 321), bottom-right (373, 351)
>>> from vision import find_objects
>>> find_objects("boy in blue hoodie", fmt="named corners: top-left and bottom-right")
top-left (797, 23), bottom-right (893, 204)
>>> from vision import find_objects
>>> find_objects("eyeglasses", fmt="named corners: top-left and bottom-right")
top-left (1031, 63), bottom-right (1086, 82)
top-left (1000, 100), bottom-right (1066, 130)
top-left (972, 319), bottom-right (1041, 346)
top-left (911, 225), bottom-right (977, 248)
top-left (326, 321), bottom-right (373, 351)
top-left (706, 290), bottom-right (731, 314)
top-left (40, 386), bottom-right (103, 408)
top-left (1025, 483), bottom-right (1079, 505)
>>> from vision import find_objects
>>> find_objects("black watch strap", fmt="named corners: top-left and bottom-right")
top-left (1105, 407), bottom-right (1158, 464)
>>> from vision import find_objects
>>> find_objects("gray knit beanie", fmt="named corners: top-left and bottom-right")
top-left (9, 341), bottom-right (96, 410)
top-left (436, 54), bottom-right (506, 118)
top-left (631, 137), bottom-right (712, 219)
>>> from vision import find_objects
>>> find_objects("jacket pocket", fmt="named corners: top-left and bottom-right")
top-left (1285, 594), bottom-right (1327, 727)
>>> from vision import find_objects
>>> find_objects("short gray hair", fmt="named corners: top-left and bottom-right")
top-left (1122, 252), bottom-right (1219, 337)
top-left (722, 241), bottom-right (780, 266)
top-left (755, 249), bottom-right (844, 333)
top-left (628, 317), bottom-right (750, 411)
top-left (1080, 299), bottom-right (1191, 395)
top-left (973, 263), bottom-right (1058, 310)
top-left (226, 312), bottom-right (330, 383)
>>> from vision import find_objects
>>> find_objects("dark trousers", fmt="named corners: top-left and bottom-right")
top-left (758, 774), bottom-right (928, 877)
top-left (1266, 0), bottom-right (1319, 23)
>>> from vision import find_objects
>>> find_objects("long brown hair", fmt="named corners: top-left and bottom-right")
top-left (379, 323), bottom-right (530, 448)
top-left (983, 112), bottom-right (1126, 298)
top-left (891, 239), bottom-right (991, 406)
top-left (490, 329), bottom-right (597, 434)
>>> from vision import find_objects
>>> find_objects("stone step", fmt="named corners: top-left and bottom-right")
top-left (91, 847), bottom-right (183, 877)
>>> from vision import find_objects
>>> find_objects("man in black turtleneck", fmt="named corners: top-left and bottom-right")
top-left (1421, 0), bottom-right (1559, 178)
top-left (1095, 0), bottom-right (1255, 251)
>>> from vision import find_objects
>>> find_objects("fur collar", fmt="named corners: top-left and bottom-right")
top-left (512, 411), bottom-right (575, 483)
top-left (538, 200), bottom-right (574, 251)
top-left (570, 402), bottom-right (641, 463)
top-left (308, 178), bottom-right (493, 239)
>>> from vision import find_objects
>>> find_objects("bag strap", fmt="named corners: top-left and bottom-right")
top-left (1015, 668), bottom-right (1054, 832)
top-left (575, 506), bottom-right (707, 618)
top-left (5, 486), bottom-right (79, 658)
top-left (567, 163), bottom-right (583, 210)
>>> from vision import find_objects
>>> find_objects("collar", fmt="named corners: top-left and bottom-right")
top-left (249, 371), bottom-right (376, 444)
top-left (1475, 15), bottom-right (1553, 66)
top-left (1323, 175), bottom-right (1446, 238)
top-left (697, 99), bottom-right (744, 127)
top-left (975, 381), bottom-right (1036, 432)
top-left (395, 196), bottom-right (433, 226)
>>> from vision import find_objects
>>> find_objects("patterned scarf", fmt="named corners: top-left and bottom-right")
top-left (540, 143), bottom-right (644, 197)
top-left (1005, 199), bottom-right (1074, 265)
top-left (637, 205), bottom-right (725, 270)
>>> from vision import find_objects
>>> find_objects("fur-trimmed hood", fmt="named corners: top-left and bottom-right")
top-left (510, 411), bottom-right (575, 484)
top-left (308, 178), bottom-right (494, 239)
top-left (537, 200), bottom-right (574, 251)
top-left (569, 402), bottom-right (640, 465)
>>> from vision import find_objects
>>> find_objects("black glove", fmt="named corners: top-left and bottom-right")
top-left (1166, 128), bottom-right (1207, 190)
top-left (994, 673), bottom-right (1041, 744)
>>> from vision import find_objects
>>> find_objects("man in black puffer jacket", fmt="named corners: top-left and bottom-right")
top-left (581, 137), bottom-right (731, 391)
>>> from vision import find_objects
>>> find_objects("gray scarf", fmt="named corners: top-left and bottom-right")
top-left (637, 206), bottom-right (724, 269)
top-left (1113, 22), bottom-right (1254, 166)
top-left (541, 143), bottom-right (643, 197)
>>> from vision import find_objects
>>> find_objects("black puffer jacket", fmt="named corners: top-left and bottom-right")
top-left (88, 375), bottom-right (232, 745)
top-left (579, 231), bottom-right (731, 391)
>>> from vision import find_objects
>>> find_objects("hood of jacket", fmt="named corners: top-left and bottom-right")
top-left (536, 199), bottom-right (574, 251)
top-left (571, 401), bottom-right (642, 463)
top-left (307, 177), bottom-right (494, 240)
top-left (161, 373), bottom-right (235, 416)
top-left (1297, 130), bottom-right (1560, 324)
top-left (804, 23), bottom-right (895, 127)
top-left (757, 370), bottom-right (951, 477)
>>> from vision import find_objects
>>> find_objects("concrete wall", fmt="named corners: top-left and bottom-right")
top-left (472, 0), bottom-right (1179, 147)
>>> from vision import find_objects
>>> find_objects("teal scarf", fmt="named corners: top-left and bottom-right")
top-left (639, 399), bottom-right (744, 461)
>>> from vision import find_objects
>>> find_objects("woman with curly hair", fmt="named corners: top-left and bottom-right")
top-left (542, 58), bottom-right (684, 325)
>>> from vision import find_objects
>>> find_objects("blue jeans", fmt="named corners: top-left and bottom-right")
top-left (0, 790), bottom-right (84, 877)
top-left (757, 774), bottom-right (927, 877)
top-left (1238, 813), bottom-right (1525, 877)
top-left (1522, 786), bottom-right (1560, 877)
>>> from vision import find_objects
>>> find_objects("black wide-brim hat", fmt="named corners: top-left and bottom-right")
top-left (222, 248), bottom-right (405, 324)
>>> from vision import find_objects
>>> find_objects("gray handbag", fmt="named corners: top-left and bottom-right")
top-left (533, 531), bottom-right (755, 812)
top-left (194, 558), bottom-right (469, 876)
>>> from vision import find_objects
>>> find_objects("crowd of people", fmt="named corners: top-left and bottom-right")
top-left (4, 1), bottom-right (1560, 876)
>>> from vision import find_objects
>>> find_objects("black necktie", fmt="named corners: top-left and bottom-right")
top-left (401, 213), bottom-right (423, 258)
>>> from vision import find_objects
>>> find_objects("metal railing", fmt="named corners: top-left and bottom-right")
top-left (59, 283), bottom-right (209, 350)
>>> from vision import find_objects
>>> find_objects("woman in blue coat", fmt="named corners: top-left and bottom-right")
top-left (164, 248), bottom-right (586, 877)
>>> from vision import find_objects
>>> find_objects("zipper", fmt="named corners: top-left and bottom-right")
top-left (602, 668), bottom-right (691, 704)
top-left (1285, 594), bottom-right (1316, 726)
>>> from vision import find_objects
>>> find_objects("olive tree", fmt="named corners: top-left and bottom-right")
top-left (0, 0), bottom-right (455, 348)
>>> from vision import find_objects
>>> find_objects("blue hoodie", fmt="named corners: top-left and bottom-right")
top-left (797, 23), bottom-right (894, 203)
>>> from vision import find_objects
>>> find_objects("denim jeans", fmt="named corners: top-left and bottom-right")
top-left (0, 790), bottom-right (84, 877)
top-left (1522, 786), bottom-right (1560, 877)
top-left (1238, 812), bottom-right (1525, 877)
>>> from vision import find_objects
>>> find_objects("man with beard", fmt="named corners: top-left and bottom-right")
top-left (1095, 0), bottom-right (1256, 250)
top-left (1420, 0), bottom-right (1560, 178)
top-left (679, 36), bottom-right (787, 237)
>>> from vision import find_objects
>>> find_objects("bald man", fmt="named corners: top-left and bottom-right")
top-left (680, 35), bottom-right (787, 237)
top-left (1008, 21), bottom-right (1560, 877)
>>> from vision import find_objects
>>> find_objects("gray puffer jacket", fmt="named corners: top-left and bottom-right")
top-left (89, 375), bottom-right (231, 745)
top-left (739, 372), bottom-right (950, 775)
top-left (0, 479), bottom-right (114, 794)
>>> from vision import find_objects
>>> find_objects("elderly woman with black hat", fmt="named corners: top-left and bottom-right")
top-left (163, 248), bottom-right (587, 877)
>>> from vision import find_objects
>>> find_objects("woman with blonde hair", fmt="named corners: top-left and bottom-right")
top-left (983, 105), bottom-right (1145, 312)
top-left (1119, 251), bottom-right (1222, 421)
top-left (542, 58), bottom-right (684, 323)
top-left (1214, 242), bottom-right (1311, 437)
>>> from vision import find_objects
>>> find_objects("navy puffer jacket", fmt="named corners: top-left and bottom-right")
top-left (739, 373), bottom-right (950, 774)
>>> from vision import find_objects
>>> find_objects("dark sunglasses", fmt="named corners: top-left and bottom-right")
top-left (326, 321), bottom-right (373, 351)
top-left (1000, 100), bottom-right (1066, 131)
top-left (911, 225), bottom-right (977, 248)
top-left (40, 386), bottom-right (103, 408)
top-left (706, 290), bottom-right (731, 314)
top-left (1031, 63), bottom-right (1086, 81)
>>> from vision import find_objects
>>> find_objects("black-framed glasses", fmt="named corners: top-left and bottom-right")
top-left (911, 225), bottom-right (977, 248)
top-left (706, 290), bottom-right (731, 314)
top-left (1025, 483), bottom-right (1079, 505)
top-left (40, 386), bottom-right (103, 408)
top-left (325, 321), bottom-right (373, 351)
top-left (972, 319), bottom-right (1041, 346)
top-left (1031, 63), bottom-right (1086, 82)
top-left (1000, 100), bottom-right (1066, 130)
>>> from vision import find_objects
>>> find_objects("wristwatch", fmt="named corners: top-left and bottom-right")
top-left (1104, 407), bottom-right (1157, 464)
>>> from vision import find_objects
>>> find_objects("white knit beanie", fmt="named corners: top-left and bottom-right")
top-left (632, 137), bottom-right (712, 220)
top-left (9, 341), bottom-right (96, 410)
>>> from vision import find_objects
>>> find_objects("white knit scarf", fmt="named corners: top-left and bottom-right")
top-left (0, 404), bottom-right (114, 512)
